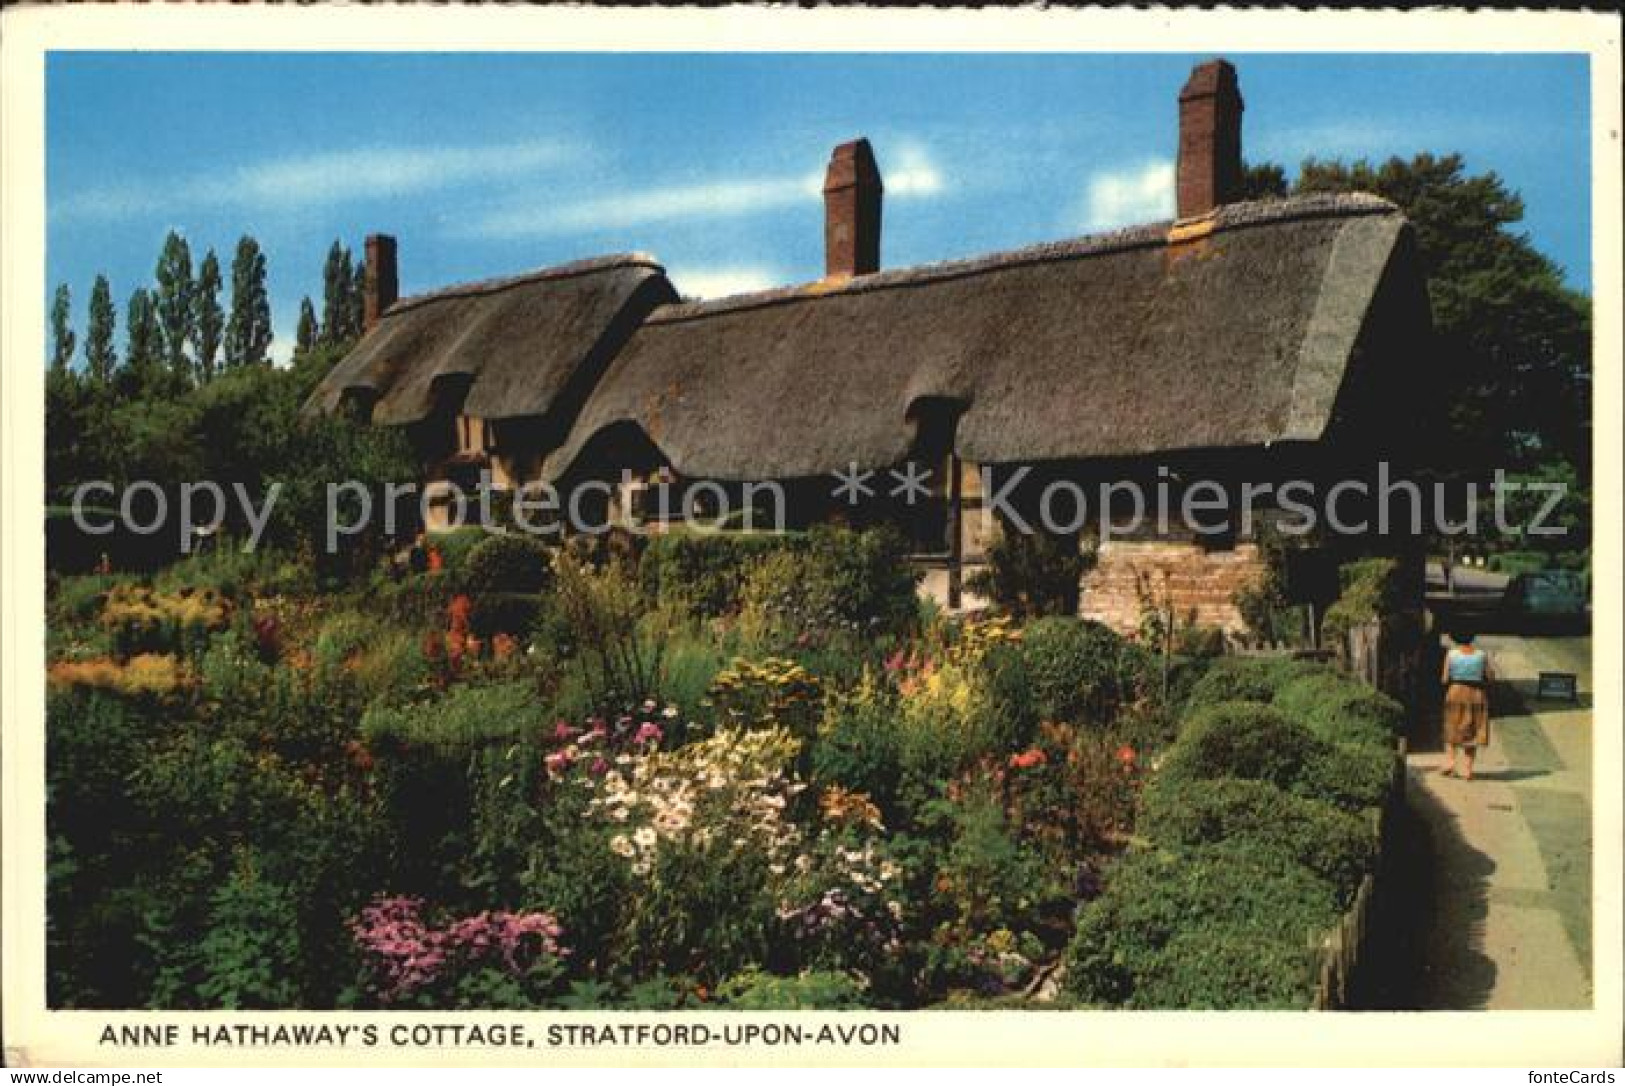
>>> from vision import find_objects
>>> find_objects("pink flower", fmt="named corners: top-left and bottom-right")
top-left (590, 756), bottom-right (610, 776)
top-left (552, 721), bottom-right (579, 742)
top-left (545, 748), bottom-right (575, 775)
top-left (634, 721), bottom-right (663, 745)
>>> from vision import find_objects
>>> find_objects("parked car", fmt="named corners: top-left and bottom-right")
top-left (1499, 569), bottom-right (1589, 632)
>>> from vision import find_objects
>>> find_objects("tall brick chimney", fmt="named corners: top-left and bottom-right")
top-left (822, 139), bottom-right (883, 280)
top-left (1176, 59), bottom-right (1244, 221)
top-left (363, 234), bottom-right (399, 334)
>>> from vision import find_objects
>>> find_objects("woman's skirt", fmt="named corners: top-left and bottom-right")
top-left (1443, 682), bottom-right (1491, 747)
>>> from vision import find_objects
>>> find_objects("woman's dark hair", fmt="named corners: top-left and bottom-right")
top-left (1453, 631), bottom-right (1477, 646)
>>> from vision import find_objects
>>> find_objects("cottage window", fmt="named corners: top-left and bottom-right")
top-left (455, 415), bottom-right (491, 456)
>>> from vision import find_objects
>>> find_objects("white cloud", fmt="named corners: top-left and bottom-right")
top-left (885, 143), bottom-right (946, 198)
top-left (666, 265), bottom-right (787, 300)
top-left (55, 139), bottom-right (575, 221)
top-left (461, 143), bottom-right (948, 240)
top-left (1079, 160), bottom-right (1176, 232)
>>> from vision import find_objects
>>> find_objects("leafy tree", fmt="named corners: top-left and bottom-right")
top-left (84, 275), bottom-right (117, 384)
top-left (122, 288), bottom-right (165, 394)
top-left (350, 258), bottom-right (367, 338)
top-left (50, 283), bottom-right (76, 373)
top-left (225, 236), bottom-right (273, 368)
top-left (320, 241), bottom-right (356, 345)
top-left (295, 296), bottom-right (318, 355)
top-left (1239, 161), bottom-right (1288, 201)
top-left (192, 249), bottom-right (225, 382)
top-left (155, 231), bottom-right (195, 383)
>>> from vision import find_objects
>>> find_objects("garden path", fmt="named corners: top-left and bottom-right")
top-left (1406, 634), bottom-right (1593, 1010)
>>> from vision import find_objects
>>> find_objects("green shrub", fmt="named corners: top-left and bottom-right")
top-left (1183, 655), bottom-right (1325, 710)
top-left (1297, 741), bottom-right (1398, 814)
top-left (1064, 847), bottom-right (1339, 1008)
top-left (468, 593), bottom-right (540, 639)
top-left (1138, 777), bottom-right (1376, 898)
top-left (739, 526), bottom-right (919, 648)
top-left (1130, 927), bottom-right (1321, 1009)
top-left (966, 528), bottom-right (1090, 618)
top-left (1155, 702), bottom-right (1324, 792)
top-left (811, 674), bottom-right (905, 812)
top-left (1020, 617), bottom-right (1150, 727)
top-left (971, 643), bottom-right (1040, 754)
top-left (430, 526), bottom-right (490, 572)
top-left (640, 530), bottom-right (796, 618)
top-left (50, 573), bottom-right (125, 626)
top-left (1488, 549), bottom-right (1550, 576)
top-left (1272, 672), bottom-right (1403, 749)
top-left (460, 533), bottom-right (553, 595)
top-left (716, 968), bottom-right (867, 1009)
top-left (361, 681), bottom-right (543, 752)
top-left (159, 857), bottom-right (304, 1009)
top-left (1322, 557), bottom-right (1409, 646)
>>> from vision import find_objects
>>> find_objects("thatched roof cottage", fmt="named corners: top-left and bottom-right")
top-left (307, 59), bottom-right (1432, 635)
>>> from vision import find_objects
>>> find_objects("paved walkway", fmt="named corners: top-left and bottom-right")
top-left (1407, 634), bottom-right (1592, 1009)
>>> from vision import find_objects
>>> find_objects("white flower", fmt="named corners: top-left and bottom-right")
top-left (609, 835), bottom-right (635, 858)
top-left (633, 827), bottom-right (658, 849)
top-left (662, 706), bottom-right (679, 719)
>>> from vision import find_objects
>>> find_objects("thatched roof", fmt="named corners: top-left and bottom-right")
top-left (544, 194), bottom-right (1423, 482)
top-left (303, 254), bottom-right (677, 426)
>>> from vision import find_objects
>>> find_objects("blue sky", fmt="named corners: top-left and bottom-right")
top-left (47, 52), bottom-right (1590, 365)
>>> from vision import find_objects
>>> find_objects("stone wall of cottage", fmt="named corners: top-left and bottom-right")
top-left (1079, 538), bottom-right (1268, 637)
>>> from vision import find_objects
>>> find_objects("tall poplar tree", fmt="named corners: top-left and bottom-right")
top-left (225, 235), bottom-right (273, 367)
top-left (193, 248), bottom-right (225, 381)
top-left (84, 275), bottom-right (117, 384)
top-left (154, 231), bottom-right (195, 382)
top-left (50, 283), bottom-right (76, 373)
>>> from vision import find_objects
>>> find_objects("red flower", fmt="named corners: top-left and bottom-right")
top-left (1116, 744), bottom-right (1137, 766)
top-left (1009, 748), bottom-right (1047, 770)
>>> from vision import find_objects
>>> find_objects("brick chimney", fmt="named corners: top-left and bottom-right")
top-left (1176, 59), bottom-right (1244, 221)
top-left (822, 139), bottom-right (883, 280)
top-left (363, 233), bottom-right (399, 334)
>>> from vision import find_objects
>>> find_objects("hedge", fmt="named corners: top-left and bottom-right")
top-left (639, 529), bottom-right (799, 618)
top-left (1271, 673), bottom-right (1403, 749)
top-left (1183, 654), bottom-right (1324, 711)
top-left (1065, 847), bottom-right (1339, 1008)
top-left (1138, 777), bottom-right (1377, 901)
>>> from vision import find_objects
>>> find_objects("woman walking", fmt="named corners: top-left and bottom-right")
top-left (1441, 632), bottom-right (1493, 780)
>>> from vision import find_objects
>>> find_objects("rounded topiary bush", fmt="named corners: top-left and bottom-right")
top-left (1297, 740), bottom-right (1398, 814)
top-left (1272, 673), bottom-right (1403, 749)
top-left (1131, 927), bottom-right (1321, 1010)
top-left (1064, 847), bottom-right (1340, 1008)
top-left (1139, 777), bottom-right (1377, 902)
top-left (1183, 655), bottom-right (1325, 711)
top-left (460, 532), bottom-right (554, 595)
top-left (1155, 702), bottom-right (1325, 791)
top-left (1020, 617), bottom-right (1150, 726)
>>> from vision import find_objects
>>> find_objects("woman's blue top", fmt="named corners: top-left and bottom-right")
top-left (1447, 649), bottom-right (1488, 683)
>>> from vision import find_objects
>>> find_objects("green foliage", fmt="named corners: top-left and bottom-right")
top-left (1020, 617), bottom-right (1150, 727)
top-left (639, 528), bottom-right (794, 619)
top-left (553, 551), bottom-right (660, 708)
top-left (1182, 654), bottom-right (1326, 711)
top-left (51, 283), bottom-right (76, 372)
top-left (361, 681), bottom-right (541, 752)
top-left (85, 274), bottom-right (118, 384)
top-left (1064, 848), bottom-right (1337, 1008)
top-left (716, 968), bottom-right (866, 1009)
top-left (811, 673), bottom-right (905, 813)
top-left (460, 532), bottom-right (553, 595)
top-left (1155, 702), bottom-right (1325, 792)
top-left (155, 231), bottom-right (195, 382)
top-left (739, 525), bottom-right (920, 648)
top-left (161, 857), bottom-right (305, 1009)
top-left (1139, 777), bottom-right (1376, 898)
top-left (967, 529), bottom-right (1090, 618)
top-left (193, 249), bottom-right (225, 382)
top-left (225, 235), bottom-right (273, 368)
top-left (1488, 549), bottom-right (1551, 576)
top-left (1321, 558), bottom-right (1408, 646)
top-left (1272, 672), bottom-right (1404, 748)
